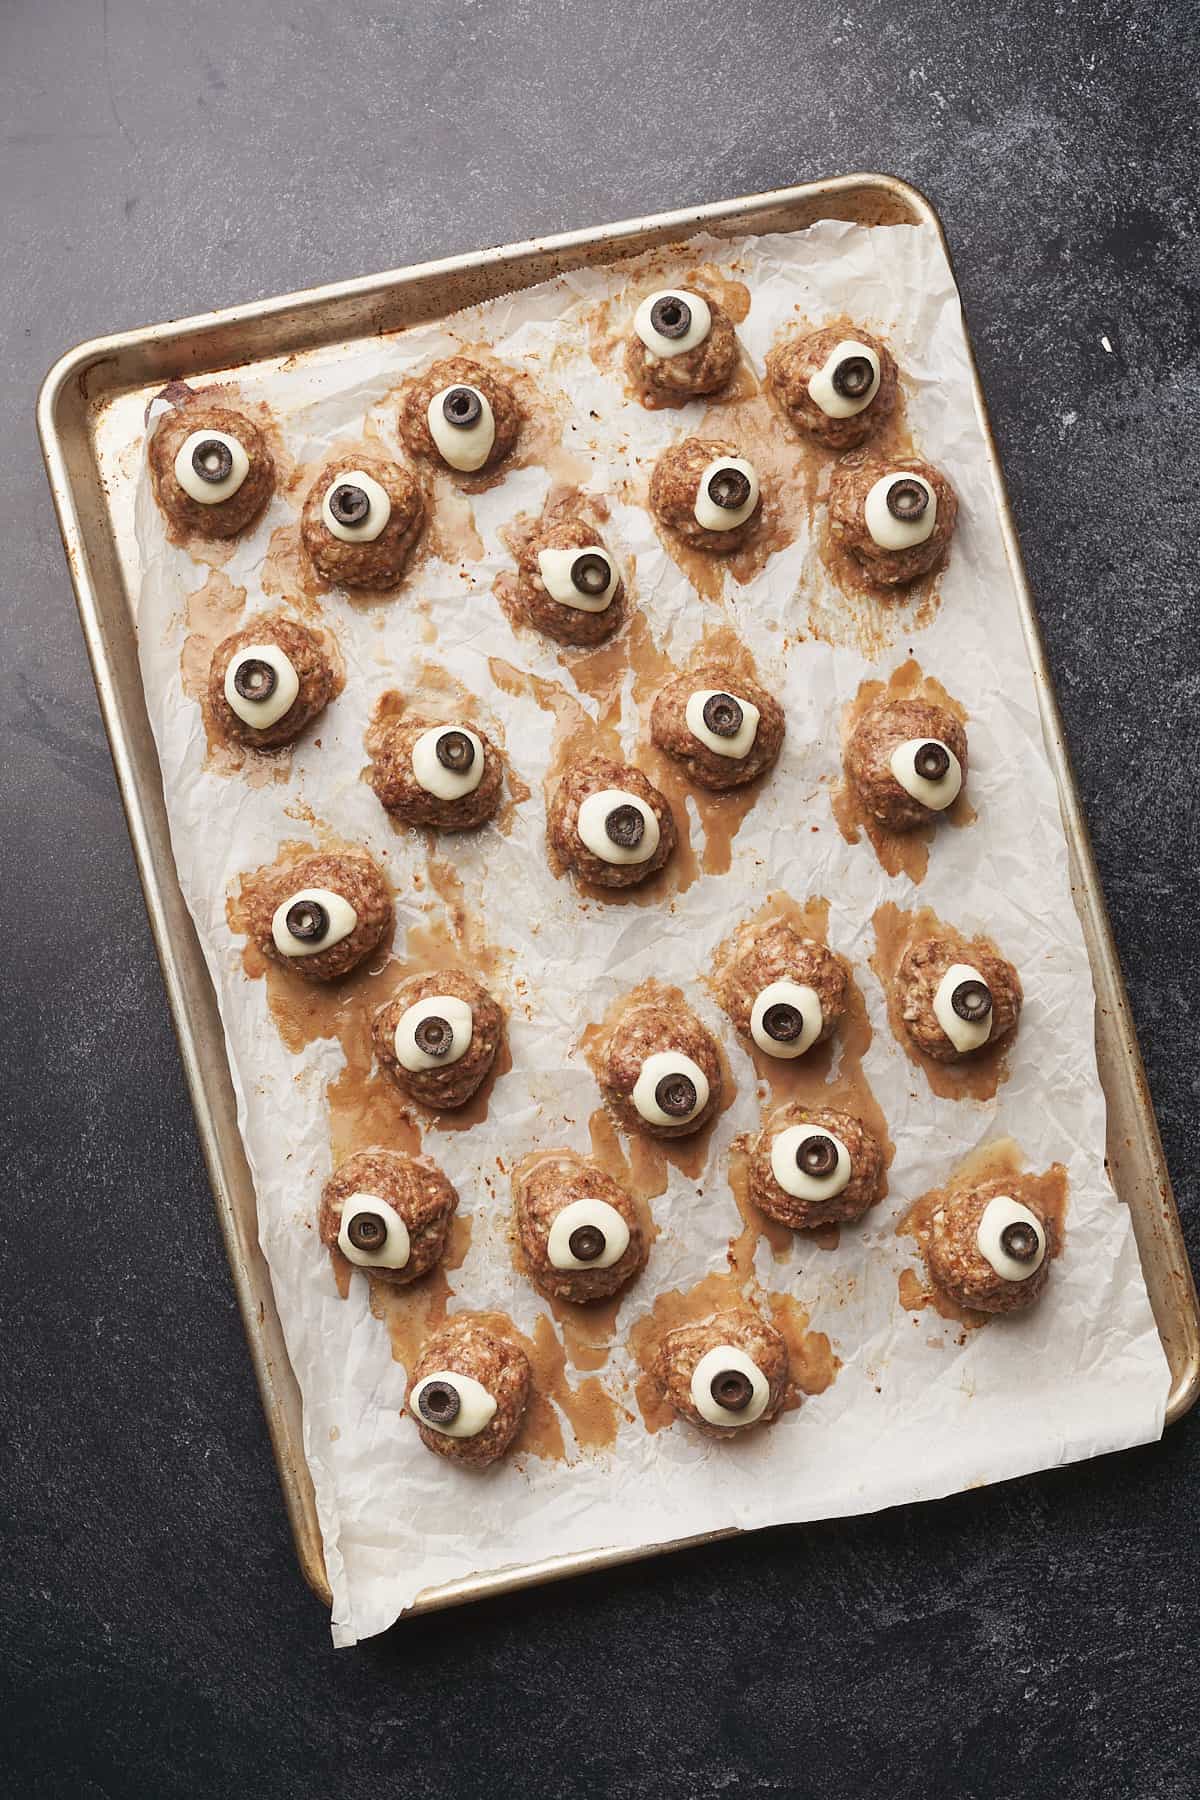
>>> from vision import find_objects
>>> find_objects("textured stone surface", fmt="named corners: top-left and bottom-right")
top-left (1, 1), bottom-right (1197, 1795)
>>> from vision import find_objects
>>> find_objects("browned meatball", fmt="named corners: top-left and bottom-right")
top-left (366, 714), bottom-right (505, 831)
top-left (207, 614), bottom-right (334, 750)
top-left (548, 754), bottom-right (676, 890)
top-left (649, 437), bottom-right (762, 552)
top-left (650, 661), bottom-right (785, 791)
top-left (766, 324), bottom-right (898, 451)
top-left (598, 994), bottom-right (723, 1141)
top-left (242, 850), bottom-right (391, 983)
top-left (300, 455), bottom-right (425, 589)
top-left (372, 969), bottom-right (504, 1112)
top-left (149, 400), bottom-right (275, 539)
top-left (749, 1102), bottom-right (885, 1230)
top-left (654, 1311), bottom-right (789, 1437)
top-left (827, 452), bottom-right (957, 587)
top-left (513, 1151), bottom-right (647, 1304)
top-left (406, 1317), bottom-right (531, 1467)
top-left (624, 288), bottom-right (740, 405)
top-left (318, 1149), bottom-right (458, 1289)
top-left (924, 1178), bottom-right (1053, 1314)
top-left (715, 918), bottom-right (848, 1054)
top-left (509, 513), bottom-right (627, 647)
top-left (397, 355), bottom-right (523, 477)
top-left (845, 695), bottom-right (968, 832)
top-left (895, 932), bottom-right (1022, 1063)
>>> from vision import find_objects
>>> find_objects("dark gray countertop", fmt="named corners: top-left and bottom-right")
top-left (3, 2), bottom-right (1197, 1795)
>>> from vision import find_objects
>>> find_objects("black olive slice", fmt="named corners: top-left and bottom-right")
top-left (328, 482), bottom-right (371, 527)
top-left (570, 552), bottom-right (611, 596)
top-left (417, 1378), bottom-right (461, 1426)
top-left (232, 657), bottom-right (278, 703)
top-left (654, 1072), bottom-right (697, 1118)
top-left (604, 803), bottom-right (645, 849)
top-left (796, 1134), bottom-right (839, 1178)
top-left (886, 477), bottom-right (929, 522)
top-left (649, 295), bottom-right (692, 340)
top-left (707, 466), bottom-right (752, 511)
top-left (442, 386), bottom-right (483, 429)
top-left (285, 898), bottom-right (329, 943)
top-left (191, 437), bottom-right (235, 484)
top-left (951, 978), bottom-right (992, 1023)
top-left (914, 741), bottom-right (951, 781)
top-left (701, 692), bottom-right (744, 739)
top-left (831, 354), bottom-right (875, 399)
top-left (346, 1210), bottom-right (387, 1253)
top-left (762, 1002), bottom-right (804, 1043)
top-left (414, 1014), bottom-right (454, 1058)
top-left (568, 1224), bottom-right (606, 1263)
top-left (435, 729), bottom-right (476, 773)
top-left (1000, 1220), bottom-right (1041, 1263)
top-left (710, 1368), bottom-right (754, 1412)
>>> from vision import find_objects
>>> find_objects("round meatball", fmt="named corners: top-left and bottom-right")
top-left (649, 437), bottom-right (762, 552)
top-left (319, 1149), bottom-right (458, 1289)
top-left (749, 1102), bottom-right (885, 1231)
top-left (242, 849), bottom-right (391, 983)
top-left (716, 918), bottom-right (848, 1052)
top-left (300, 455), bottom-right (425, 589)
top-left (654, 1311), bottom-right (789, 1437)
top-left (624, 289), bottom-right (740, 405)
top-left (766, 324), bottom-right (898, 451)
top-left (846, 695), bottom-right (968, 832)
top-left (925, 1178), bottom-right (1053, 1314)
top-left (827, 452), bottom-right (957, 587)
top-left (366, 714), bottom-right (505, 831)
top-left (406, 1317), bottom-right (531, 1468)
top-left (598, 994), bottom-right (723, 1141)
top-left (513, 1151), bottom-right (647, 1304)
top-left (510, 512), bottom-right (628, 647)
top-left (548, 754), bottom-right (676, 890)
top-left (896, 932), bottom-right (1022, 1063)
top-left (372, 969), bottom-right (504, 1111)
top-left (650, 661), bottom-right (785, 791)
top-left (207, 614), bottom-right (334, 750)
top-left (149, 400), bottom-right (275, 539)
top-left (397, 355), bottom-right (523, 477)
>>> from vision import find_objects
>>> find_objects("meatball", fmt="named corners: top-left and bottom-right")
top-left (766, 324), bottom-right (898, 451)
top-left (300, 455), bottom-right (425, 589)
top-left (397, 355), bottom-right (523, 477)
top-left (513, 1151), bottom-right (648, 1304)
top-left (649, 437), bottom-right (762, 552)
top-left (548, 754), bottom-right (675, 890)
top-left (207, 614), bottom-right (334, 750)
top-left (509, 512), bottom-right (627, 647)
top-left (650, 661), bottom-right (785, 791)
top-left (318, 1149), bottom-right (458, 1289)
top-left (845, 695), bottom-right (968, 832)
top-left (748, 1102), bottom-right (885, 1230)
top-left (624, 286), bottom-right (740, 406)
top-left (406, 1316), bottom-right (531, 1468)
top-left (895, 931), bottom-right (1022, 1063)
top-left (716, 917), bottom-right (848, 1057)
top-left (827, 453), bottom-right (957, 587)
top-left (924, 1178), bottom-right (1053, 1314)
top-left (242, 849), bottom-right (391, 983)
top-left (149, 399), bottom-right (275, 539)
top-left (372, 969), bottom-right (504, 1111)
top-left (654, 1311), bottom-right (789, 1437)
top-left (367, 714), bottom-right (505, 831)
top-left (598, 994), bottom-right (723, 1141)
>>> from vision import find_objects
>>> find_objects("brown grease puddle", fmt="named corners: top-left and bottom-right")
top-left (360, 1213), bottom-right (472, 1346)
top-left (871, 902), bottom-right (1015, 1103)
top-left (363, 662), bottom-right (531, 839)
top-left (469, 1311), bottom-right (621, 1460)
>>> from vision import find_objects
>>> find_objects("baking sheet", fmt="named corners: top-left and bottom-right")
top-left (133, 219), bottom-right (1171, 1646)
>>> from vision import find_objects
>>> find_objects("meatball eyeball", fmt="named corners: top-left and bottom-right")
top-left (654, 1311), bottom-right (789, 1436)
top-left (625, 286), bottom-right (740, 406)
top-left (244, 850), bottom-right (391, 983)
top-left (300, 455), bottom-right (425, 589)
top-left (367, 714), bottom-right (505, 831)
top-left (925, 1179), bottom-right (1052, 1314)
top-left (598, 995), bottom-right (723, 1140)
top-left (149, 400), bottom-right (276, 540)
top-left (766, 325), bottom-right (898, 451)
top-left (208, 614), bottom-right (335, 750)
top-left (406, 1317), bottom-right (531, 1467)
top-left (514, 1151), bottom-right (647, 1305)
top-left (846, 695), bottom-right (967, 832)
top-left (548, 754), bottom-right (676, 890)
top-left (828, 454), bottom-right (957, 587)
top-left (372, 970), bottom-right (504, 1112)
top-left (511, 513), bottom-right (627, 647)
top-left (717, 918), bottom-right (848, 1059)
top-left (319, 1149), bottom-right (458, 1289)
top-left (650, 661), bottom-right (784, 792)
top-left (398, 355), bottom-right (523, 478)
top-left (749, 1103), bottom-right (885, 1230)
top-left (895, 933), bottom-right (1022, 1063)
top-left (649, 437), bottom-right (762, 552)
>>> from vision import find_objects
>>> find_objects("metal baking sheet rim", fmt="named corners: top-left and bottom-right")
top-left (36, 172), bottom-right (1200, 1622)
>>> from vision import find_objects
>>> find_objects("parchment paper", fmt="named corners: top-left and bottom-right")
top-left (134, 221), bottom-right (1171, 1646)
